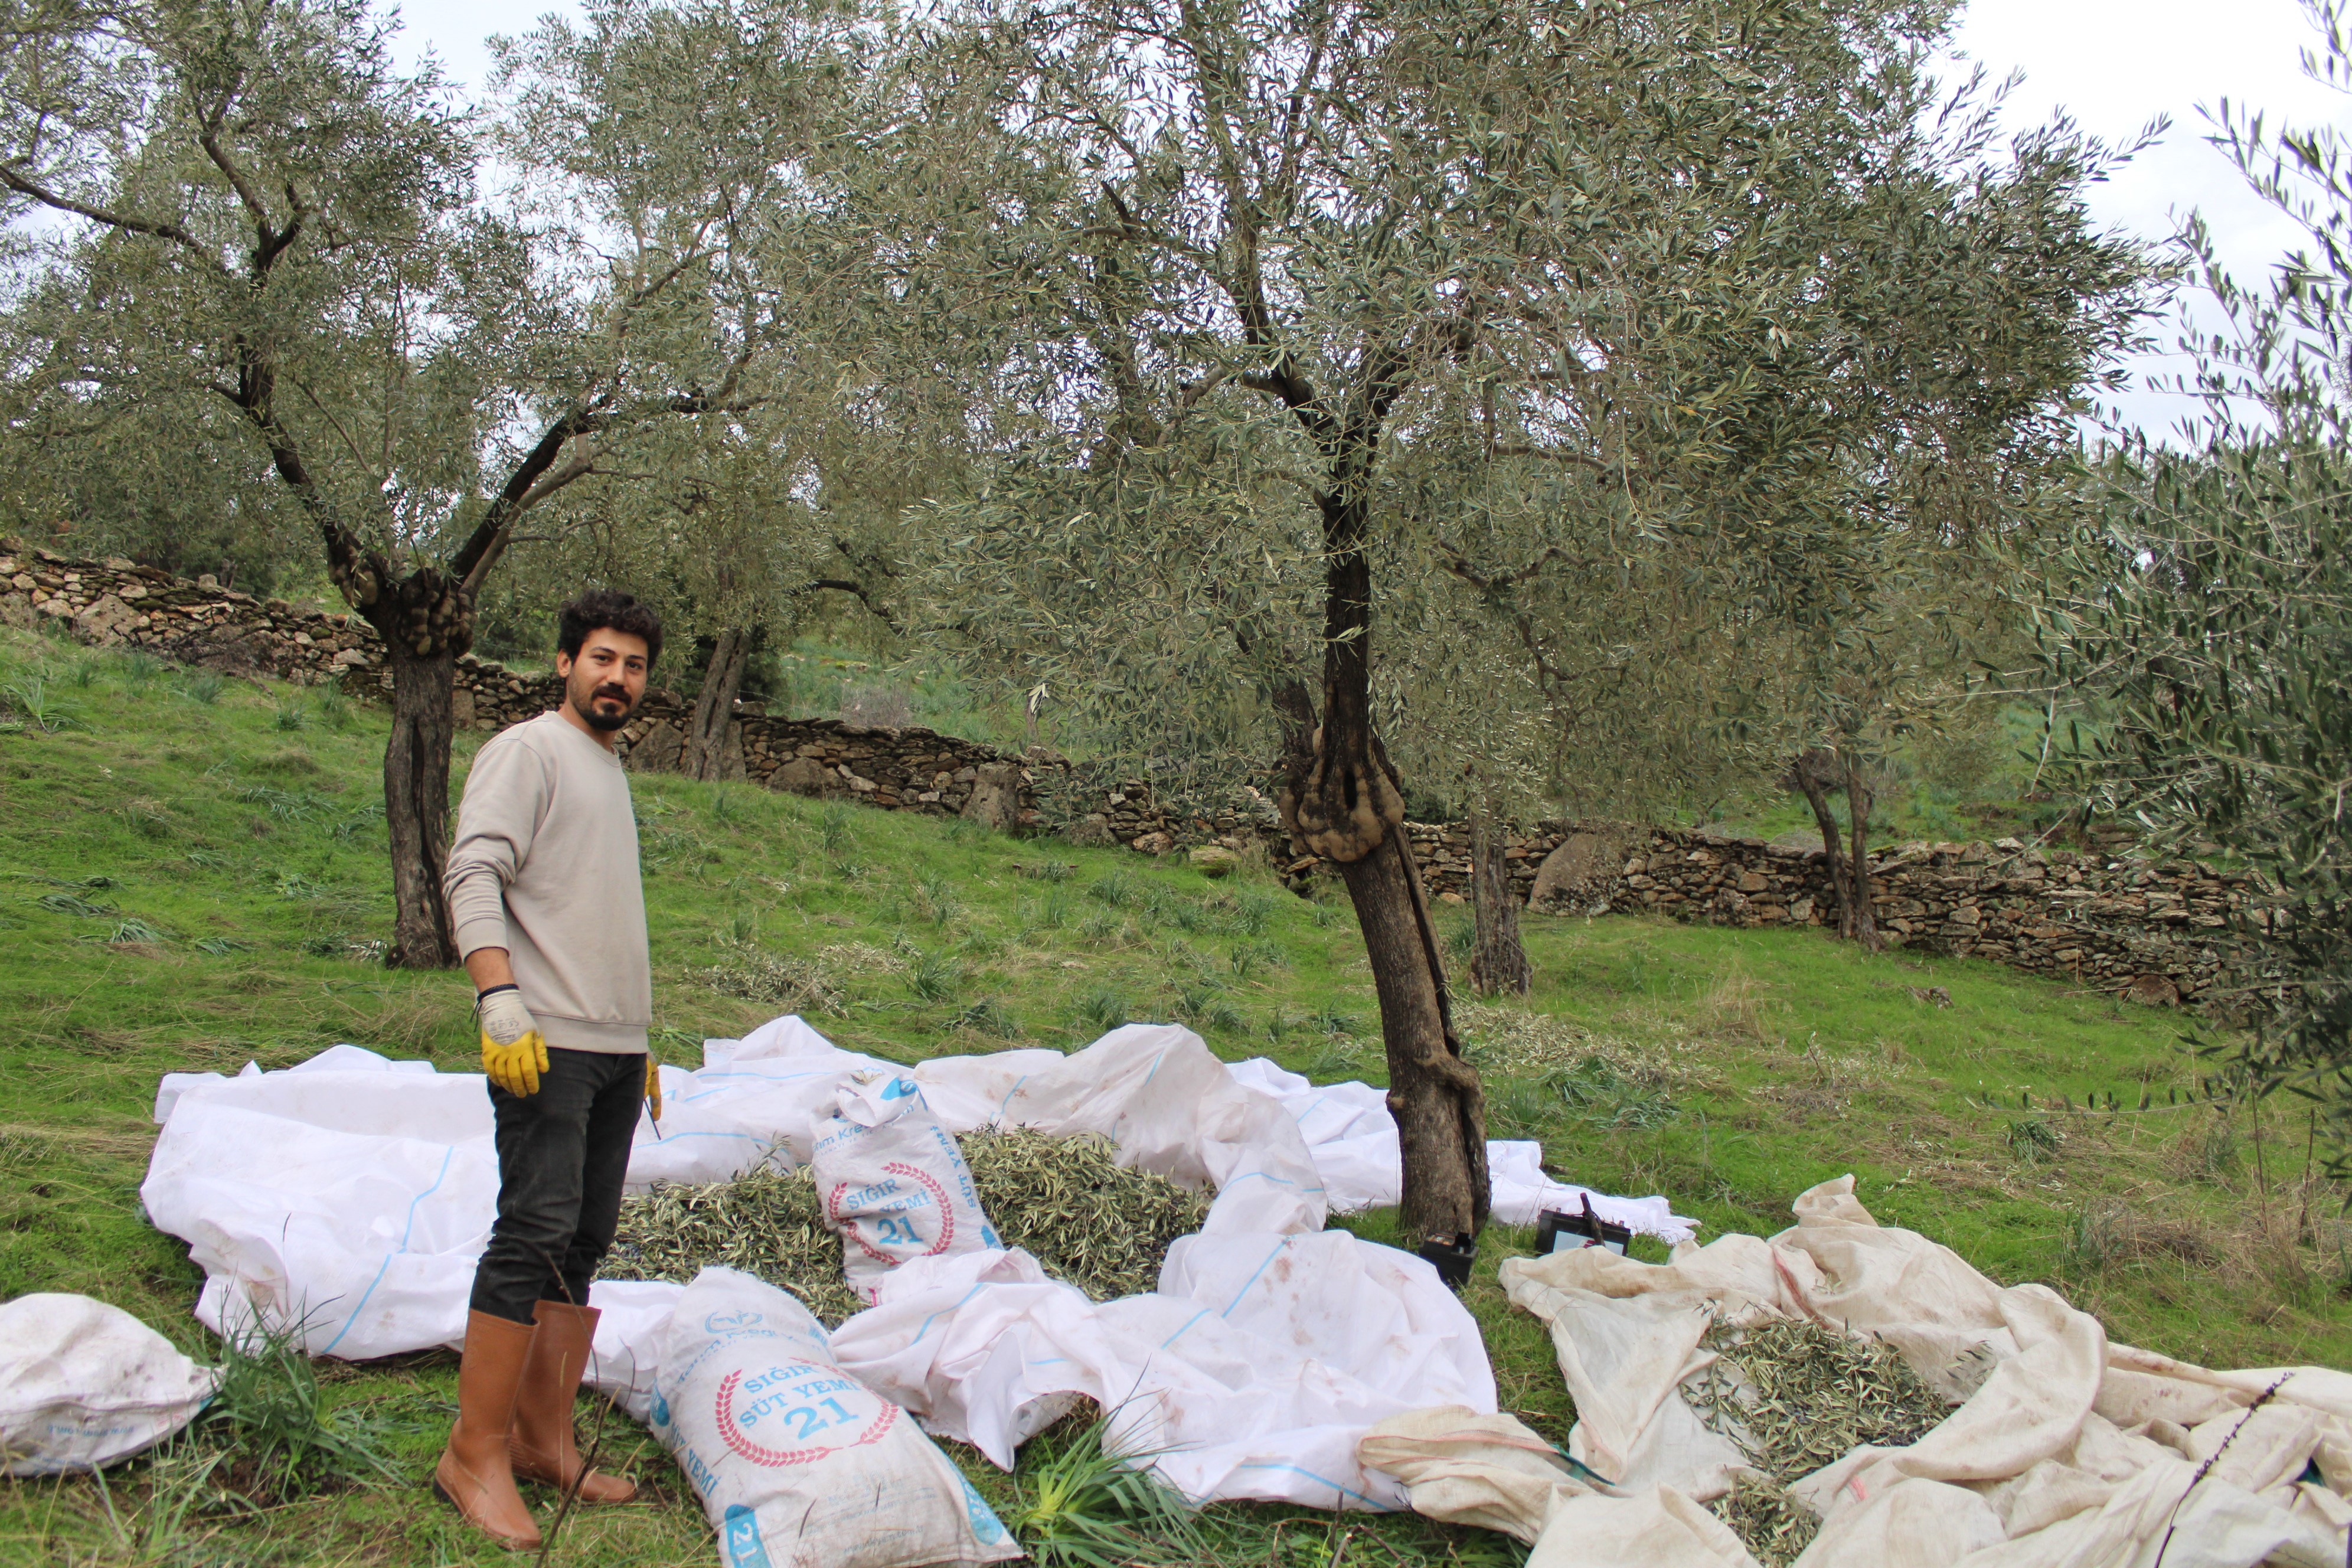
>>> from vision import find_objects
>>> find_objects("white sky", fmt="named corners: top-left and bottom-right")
top-left (388, 0), bottom-right (2348, 445)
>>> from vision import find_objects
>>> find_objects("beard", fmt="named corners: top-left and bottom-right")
top-left (571, 680), bottom-right (635, 732)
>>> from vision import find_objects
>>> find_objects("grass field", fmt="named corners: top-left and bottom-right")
top-left (2, 622), bottom-right (2346, 1566)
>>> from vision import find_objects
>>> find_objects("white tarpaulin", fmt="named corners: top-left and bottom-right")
top-left (1223, 1059), bottom-right (1695, 1242)
top-left (136, 1015), bottom-right (1675, 1508)
top-left (1355, 1177), bottom-right (2352, 1567)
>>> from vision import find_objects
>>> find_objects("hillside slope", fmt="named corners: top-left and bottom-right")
top-left (2, 623), bottom-right (2346, 1564)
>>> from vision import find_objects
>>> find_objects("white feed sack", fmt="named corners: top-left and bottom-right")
top-left (0, 1294), bottom-right (218, 1475)
top-left (810, 1076), bottom-right (1002, 1305)
top-left (651, 1268), bottom-right (1021, 1568)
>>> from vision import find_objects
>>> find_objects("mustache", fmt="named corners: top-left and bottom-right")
top-left (590, 683), bottom-right (631, 703)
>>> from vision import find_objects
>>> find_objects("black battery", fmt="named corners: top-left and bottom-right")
top-left (1534, 1193), bottom-right (1632, 1257)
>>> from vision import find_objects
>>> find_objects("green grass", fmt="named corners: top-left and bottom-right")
top-left (2, 623), bottom-right (2347, 1564)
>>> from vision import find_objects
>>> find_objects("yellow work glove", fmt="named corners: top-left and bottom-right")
top-left (476, 985), bottom-right (548, 1096)
top-left (645, 1054), bottom-right (662, 1122)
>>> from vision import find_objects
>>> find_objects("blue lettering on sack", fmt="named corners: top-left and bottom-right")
top-left (651, 1389), bottom-right (671, 1428)
top-left (882, 1076), bottom-right (920, 1100)
top-left (679, 1442), bottom-right (723, 1498)
top-left (958, 1473), bottom-right (1009, 1544)
top-left (982, 1223), bottom-right (1002, 1249)
top-left (723, 1504), bottom-right (775, 1568)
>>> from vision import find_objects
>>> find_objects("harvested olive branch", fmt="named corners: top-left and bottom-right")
top-left (606, 1129), bottom-right (1211, 1324)
top-left (2150, 1371), bottom-right (2294, 1568)
top-left (1689, 1315), bottom-right (1950, 1568)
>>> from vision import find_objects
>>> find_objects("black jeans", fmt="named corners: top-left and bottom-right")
top-left (469, 1047), bottom-right (645, 1325)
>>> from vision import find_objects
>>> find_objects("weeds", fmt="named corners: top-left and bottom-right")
top-left (120, 798), bottom-right (174, 838)
top-left (1485, 1073), bottom-right (1562, 1140)
top-left (1306, 1037), bottom-right (1374, 1082)
top-left (240, 786), bottom-right (321, 822)
top-left (4, 675), bottom-right (82, 732)
top-left (328, 803), bottom-right (384, 841)
top-left (908, 949), bottom-right (965, 1004)
top-left (1226, 887), bottom-right (1278, 936)
top-left (38, 891), bottom-right (119, 918)
top-left (1230, 938), bottom-right (1285, 979)
top-left (950, 998), bottom-right (1022, 1038)
top-left (200, 1319), bottom-right (402, 1502)
top-left (2195, 1116), bottom-right (2243, 1181)
top-left (296, 934), bottom-right (386, 962)
top-left (1006, 1409), bottom-right (1201, 1568)
top-left (2007, 1117), bottom-right (2063, 1163)
top-left (1555, 1059), bottom-right (1677, 1131)
top-left (107, 916), bottom-right (171, 945)
top-left (269, 698), bottom-right (306, 731)
top-left (917, 870), bottom-right (961, 927)
top-left (179, 672), bottom-right (226, 705)
top-left (1088, 871), bottom-right (1139, 909)
top-left (819, 802), bottom-right (853, 852)
top-left (2070, 1203), bottom-right (2124, 1269)
top-left (1198, 999), bottom-right (1246, 1034)
top-left (1078, 989), bottom-right (1131, 1035)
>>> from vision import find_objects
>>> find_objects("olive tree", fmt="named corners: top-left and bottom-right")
top-left (2037, 6), bottom-right (2352, 1164)
top-left (1427, 85), bottom-right (2152, 949)
top-left (0, 0), bottom-right (855, 963)
top-left (868, 0), bottom-right (2060, 1243)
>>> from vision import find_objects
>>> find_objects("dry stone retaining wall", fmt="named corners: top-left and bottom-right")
top-left (1050, 777), bottom-right (2250, 1006)
top-left (0, 543), bottom-right (1042, 828)
top-left (3, 543), bottom-right (2250, 999)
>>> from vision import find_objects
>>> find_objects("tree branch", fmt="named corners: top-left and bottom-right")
top-left (796, 576), bottom-right (899, 633)
top-left (0, 164), bottom-right (223, 272)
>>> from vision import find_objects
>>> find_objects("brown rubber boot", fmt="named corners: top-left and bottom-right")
top-left (433, 1310), bottom-right (543, 1550)
top-left (509, 1301), bottom-right (637, 1504)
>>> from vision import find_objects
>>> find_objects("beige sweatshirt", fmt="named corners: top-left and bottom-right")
top-left (444, 711), bottom-right (651, 1053)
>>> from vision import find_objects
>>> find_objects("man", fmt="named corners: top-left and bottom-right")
top-left (434, 588), bottom-right (665, 1549)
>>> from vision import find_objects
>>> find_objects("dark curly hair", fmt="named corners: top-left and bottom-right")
top-left (557, 589), bottom-right (664, 668)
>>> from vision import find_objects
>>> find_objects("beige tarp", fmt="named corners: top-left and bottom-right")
top-left (1358, 1178), bottom-right (2351, 1567)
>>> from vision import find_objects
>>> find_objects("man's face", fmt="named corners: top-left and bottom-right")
top-left (557, 628), bottom-right (650, 733)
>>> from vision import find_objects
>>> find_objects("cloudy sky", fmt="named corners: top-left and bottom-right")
top-left (388, 0), bottom-right (2348, 443)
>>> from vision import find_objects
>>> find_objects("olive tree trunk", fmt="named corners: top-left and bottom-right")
top-left (1783, 746), bottom-right (1880, 949)
top-left (684, 625), bottom-right (750, 781)
top-left (1785, 747), bottom-right (1854, 938)
top-left (1279, 495), bottom-right (1489, 1247)
top-left (1468, 811), bottom-right (1532, 996)
top-left (354, 567), bottom-right (473, 969)
top-left (1841, 750), bottom-right (1881, 951)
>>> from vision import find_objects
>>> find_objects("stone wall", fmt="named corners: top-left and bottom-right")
top-left (1, 542), bottom-right (2253, 999)
top-left (1528, 825), bottom-right (2249, 1005)
top-left (1048, 775), bottom-right (2249, 1005)
top-left (2, 543), bottom-right (380, 682)
top-left (0, 542), bottom-right (1042, 828)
